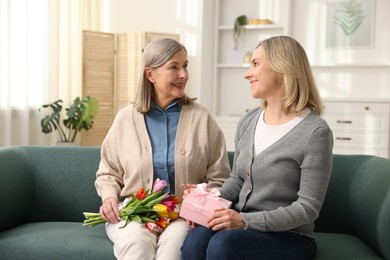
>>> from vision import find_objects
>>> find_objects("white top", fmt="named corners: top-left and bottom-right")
top-left (254, 108), bottom-right (311, 155)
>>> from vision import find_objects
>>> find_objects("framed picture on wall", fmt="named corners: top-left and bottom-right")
top-left (326, 0), bottom-right (375, 48)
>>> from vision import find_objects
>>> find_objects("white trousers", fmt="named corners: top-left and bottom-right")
top-left (105, 218), bottom-right (189, 260)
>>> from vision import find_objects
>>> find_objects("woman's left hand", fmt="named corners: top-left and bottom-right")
top-left (207, 208), bottom-right (246, 231)
top-left (181, 183), bottom-right (198, 229)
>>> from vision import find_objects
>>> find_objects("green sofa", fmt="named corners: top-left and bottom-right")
top-left (0, 146), bottom-right (389, 259)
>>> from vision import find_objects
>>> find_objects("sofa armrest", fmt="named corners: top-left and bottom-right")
top-left (0, 147), bottom-right (35, 232)
top-left (316, 154), bottom-right (390, 259)
top-left (350, 156), bottom-right (390, 259)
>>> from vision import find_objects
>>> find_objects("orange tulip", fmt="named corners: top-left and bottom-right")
top-left (136, 188), bottom-right (146, 200)
top-left (156, 218), bottom-right (168, 229)
top-left (170, 195), bottom-right (180, 204)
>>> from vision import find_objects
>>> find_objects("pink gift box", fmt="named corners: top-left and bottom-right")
top-left (179, 184), bottom-right (232, 227)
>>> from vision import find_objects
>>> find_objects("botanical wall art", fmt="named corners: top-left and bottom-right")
top-left (326, 0), bottom-right (375, 48)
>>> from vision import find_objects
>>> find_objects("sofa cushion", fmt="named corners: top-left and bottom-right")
top-left (315, 233), bottom-right (383, 259)
top-left (23, 146), bottom-right (102, 222)
top-left (0, 222), bottom-right (115, 260)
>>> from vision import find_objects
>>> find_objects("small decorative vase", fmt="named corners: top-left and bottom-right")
top-left (243, 52), bottom-right (252, 64)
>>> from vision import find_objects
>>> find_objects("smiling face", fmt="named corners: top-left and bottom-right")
top-left (244, 45), bottom-right (283, 102)
top-left (145, 49), bottom-right (189, 109)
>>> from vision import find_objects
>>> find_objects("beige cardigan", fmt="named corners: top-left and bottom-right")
top-left (95, 101), bottom-right (231, 202)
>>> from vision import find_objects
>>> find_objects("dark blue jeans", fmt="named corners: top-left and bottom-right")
top-left (181, 226), bottom-right (317, 260)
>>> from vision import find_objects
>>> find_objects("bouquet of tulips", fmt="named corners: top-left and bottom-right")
top-left (83, 178), bottom-right (179, 234)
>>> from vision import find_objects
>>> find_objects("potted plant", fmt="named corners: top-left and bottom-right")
top-left (39, 96), bottom-right (99, 143)
top-left (233, 15), bottom-right (247, 49)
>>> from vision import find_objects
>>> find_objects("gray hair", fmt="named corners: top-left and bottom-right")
top-left (135, 38), bottom-right (195, 113)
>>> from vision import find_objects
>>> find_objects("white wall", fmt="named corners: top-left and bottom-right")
top-left (291, 0), bottom-right (390, 99)
top-left (104, 0), bottom-right (390, 111)
top-left (103, 0), bottom-right (215, 111)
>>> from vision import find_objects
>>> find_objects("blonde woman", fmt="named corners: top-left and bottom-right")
top-left (95, 38), bottom-right (230, 260)
top-left (182, 36), bottom-right (333, 260)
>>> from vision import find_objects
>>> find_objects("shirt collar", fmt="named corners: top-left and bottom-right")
top-left (151, 99), bottom-right (180, 112)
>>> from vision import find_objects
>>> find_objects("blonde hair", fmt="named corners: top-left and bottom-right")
top-left (258, 36), bottom-right (323, 115)
top-left (135, 38), bottom-right (196, 113)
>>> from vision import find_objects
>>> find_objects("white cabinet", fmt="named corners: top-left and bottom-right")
top-left (220, 99), bottom-right (390, 157)
top-left (322, 99), bottom-right (390, 158)
top-left (216, 116), bottom-right (240, 152)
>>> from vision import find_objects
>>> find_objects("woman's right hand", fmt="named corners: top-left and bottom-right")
top-left (99, 197), bottom-right (120, 224)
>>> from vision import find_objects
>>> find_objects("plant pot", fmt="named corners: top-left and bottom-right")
top-left (55, 142), bottom-right (76, 146)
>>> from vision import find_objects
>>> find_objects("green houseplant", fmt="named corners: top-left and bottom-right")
top-left (39, 96), bottom-right (99, 143)
top-left (233, 15), bottom-right (248, 49)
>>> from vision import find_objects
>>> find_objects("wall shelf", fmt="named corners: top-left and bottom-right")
top-left (311, 64), bottom-right (390, 69)
top-left (218, 24), bottom-right (284, 30)
top-left (217, 64), bottom-right (250, 68)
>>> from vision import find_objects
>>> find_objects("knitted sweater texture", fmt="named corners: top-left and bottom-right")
top-left (220, 107), bottom-right (333, 238)
top-left (95, 102), bottom-right (231, 202)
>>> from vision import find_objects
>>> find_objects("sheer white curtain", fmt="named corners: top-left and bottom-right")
top-left (0, 0), bottom-right (48, 146)
top-left (0, 0), bottom-right (102, 146)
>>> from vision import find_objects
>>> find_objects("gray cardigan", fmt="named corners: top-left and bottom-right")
top-left (219, 107), bottom-right (333, 238)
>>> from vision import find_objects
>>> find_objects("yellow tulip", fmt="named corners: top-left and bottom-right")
top-left (153, 204), bottom-right (169, 218)
top-left (168, 211), bottom-right (179, 221)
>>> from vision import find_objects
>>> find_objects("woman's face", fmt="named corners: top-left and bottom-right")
top-left (146, 49), bottom-right (189, 109)
top-left (243, 46), bottom-right (282, 101)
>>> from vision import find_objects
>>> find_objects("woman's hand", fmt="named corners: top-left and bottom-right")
top-left (207, 208), bottom-right (246, 231)
top-left (181, 183), bottom-right (198, 228)
top-left (182, 183), bottom-right (197, 199)
top-left (99, 197), bottom-right (120, 224)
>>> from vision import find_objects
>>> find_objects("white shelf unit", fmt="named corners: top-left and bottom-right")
top-left (213, 0), bottom-right (291, 148)
top-left (212, 0), bottom-right (291, 119)
top-left (322, 99), bottom-right (390, 159)
top-left (218, 24), bottom-right (284, 30)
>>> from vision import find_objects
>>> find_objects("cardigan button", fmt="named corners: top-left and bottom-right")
top-left (179, 148), bottom-right (186, 154)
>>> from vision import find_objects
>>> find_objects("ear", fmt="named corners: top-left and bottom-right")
top-left (144, 67), bottom-right (154, 83)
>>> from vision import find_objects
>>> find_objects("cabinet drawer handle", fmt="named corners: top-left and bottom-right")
top-left (336, 120), bottom-right (352, 124)
top-left (336, 137), bottom-right (352, 141)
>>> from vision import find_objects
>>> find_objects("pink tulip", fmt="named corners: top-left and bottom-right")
top-left (153, 178), bottom-right (168, 193)
top-left (163, 194), bottom-right (171, 201)
top-left (162, 200), bottom-right (175, 212)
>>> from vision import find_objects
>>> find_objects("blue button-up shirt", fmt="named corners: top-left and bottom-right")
top-left (145, 100), bottom-right (180, 194)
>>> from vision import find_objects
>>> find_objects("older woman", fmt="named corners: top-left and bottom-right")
top-left (95, 38), bottom-right (230, 260)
